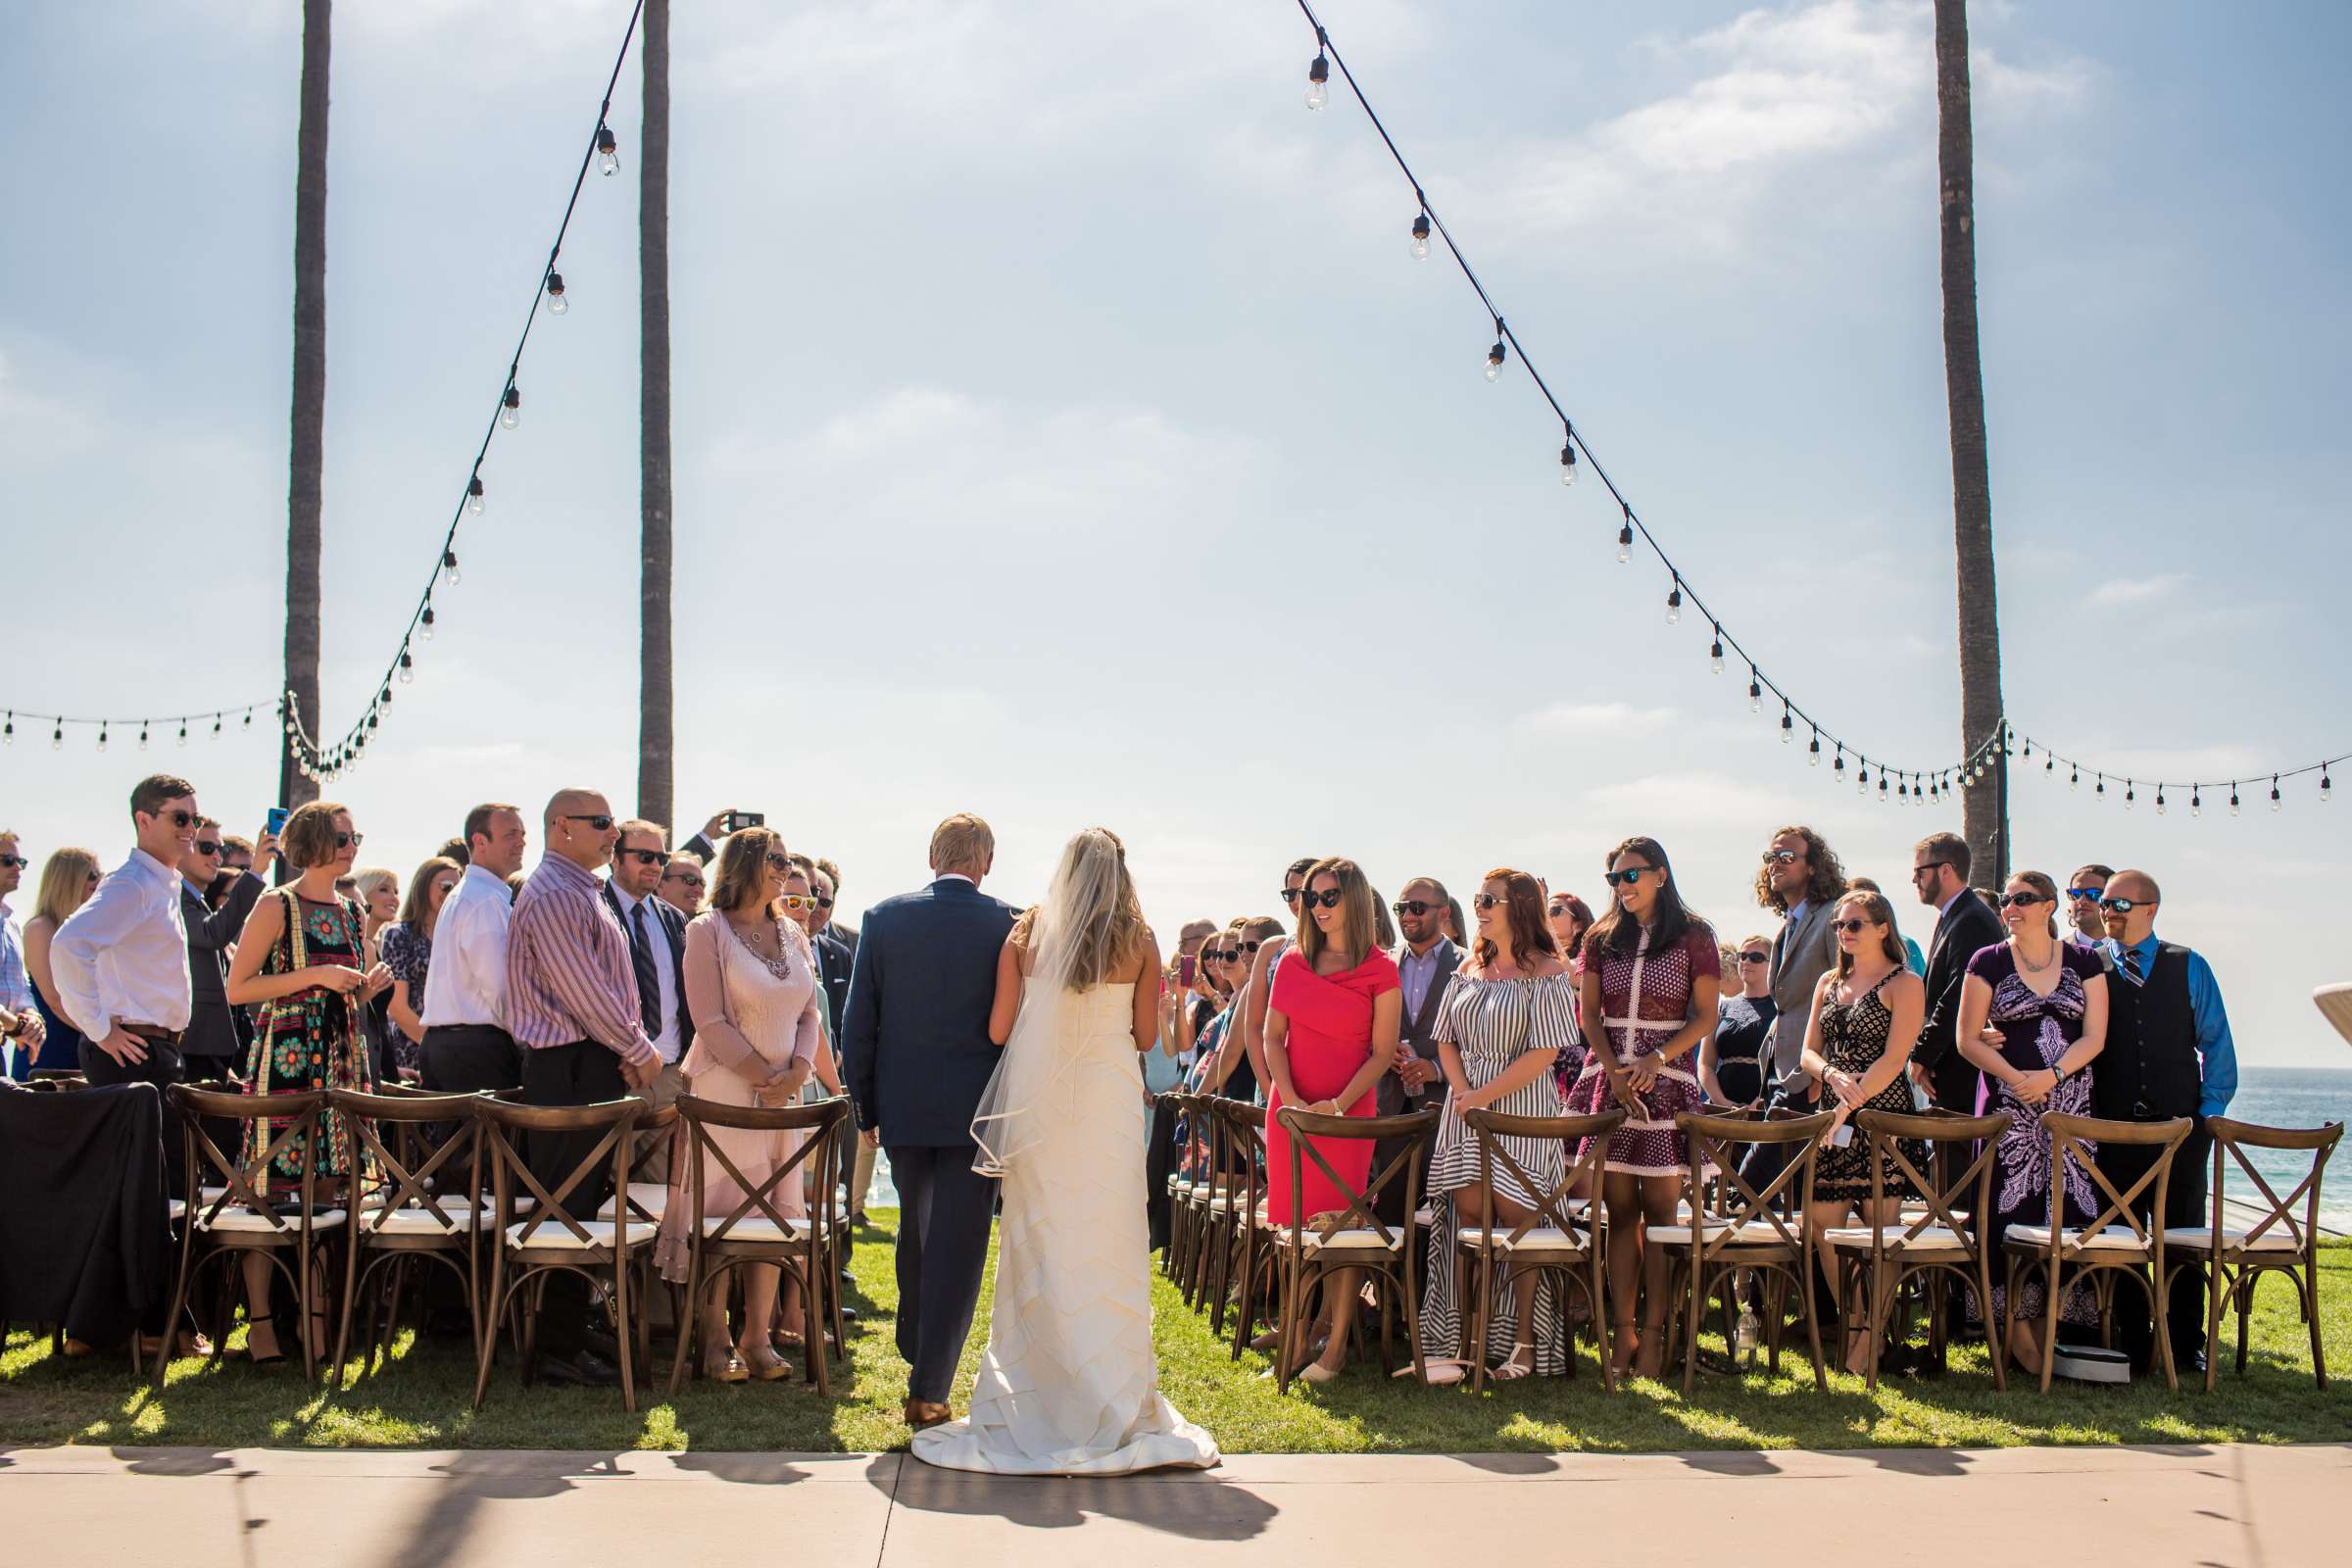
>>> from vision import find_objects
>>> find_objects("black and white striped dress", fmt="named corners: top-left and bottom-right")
top-left (1417, 969), bottom-right (1579, 1373)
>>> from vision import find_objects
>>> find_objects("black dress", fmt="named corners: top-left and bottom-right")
top-left (1711, 992), bottom-right (1776, 1106)
top-left (1812, 973), bottom-right (1922, 1203)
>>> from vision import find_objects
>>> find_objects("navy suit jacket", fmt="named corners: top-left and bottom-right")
top-left (601, 882), bottom-right (695, 1058)
top-left (841, 877), bottom-right (1018, 1148)
top-left (182, 873), bottom-right (267, 1062)
top-left (810, 927), bottom-right (855, 1047)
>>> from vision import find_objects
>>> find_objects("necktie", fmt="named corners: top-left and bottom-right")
top-left (2124, 947), bottom-right (2145, 986)
top-left (627, 902), bottom-right (662, 1040)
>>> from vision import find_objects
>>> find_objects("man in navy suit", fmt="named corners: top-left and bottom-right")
top-left (603, 820), bottom-right (694, 1178)
top-left (841, 811), bottom-right (1017, 1430)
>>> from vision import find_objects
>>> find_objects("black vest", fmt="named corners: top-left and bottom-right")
top-left (2094, 942), bottom-right (2200, 1120)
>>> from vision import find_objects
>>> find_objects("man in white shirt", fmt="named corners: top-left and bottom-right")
top-left (0, 829), bottom-right (49, 1079)
top-left (603, 819), bottom-right (691, 1176)
top-left (417, 802), bottom-right (529, 1096)
top-left (53, 775), bottom-right (200, 1094)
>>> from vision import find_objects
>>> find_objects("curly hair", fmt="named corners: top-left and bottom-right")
top-left (1752, 824), bottom-right (1849, 915)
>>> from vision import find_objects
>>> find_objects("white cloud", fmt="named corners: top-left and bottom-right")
top-left (2084, 572), bottom-right (2188, 609)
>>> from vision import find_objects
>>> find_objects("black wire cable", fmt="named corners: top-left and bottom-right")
top-left (1291, 0), bottom-right (2343, 805)
top-left (287, 0), bottom-right (648, 778)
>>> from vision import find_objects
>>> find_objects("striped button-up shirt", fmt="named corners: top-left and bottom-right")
top-left (0, 898), bottom-right (32, 1016)
top-left (504, 852), bottom-right (660, 1065)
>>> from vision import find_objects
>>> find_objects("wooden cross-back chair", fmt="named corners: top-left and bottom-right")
top-left (471, 1095), bottom-right (656, 1412)
top-left (329, 1087), bottom-right (488, 1378)
top-left (665, 1092), bottom-right (850, 1395)
top-left (154, 1085), bottom-right (343, 1387)
top-left (2162, 1117), bottom-right (2342, 1393)
top-left (1267, 1105), bottom-right (1440, 1392)
top-left (2002, 1110), bottom-right (2192, 1393)
top-left (1822, 1106), bottom-right (2012, 1391)
top-left (1456, 1106), bottom-right (1623, 1392)
top-left (1663, 1106), bottom-right (1838, 1393)
top-left (1156, 1092), bottom-right (1195, 1284)
top-left (1203, 1097), bottom-right (1272, 1356)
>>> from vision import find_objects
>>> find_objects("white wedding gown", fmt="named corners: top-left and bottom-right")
top-left (910, 980), bottom-right (1220, 1476)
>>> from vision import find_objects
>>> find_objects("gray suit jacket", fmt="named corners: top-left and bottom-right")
top-left (1380, 937), bottom-right (1459, 1114)
top-left (1765, 901), bottom-right (1838, 1078)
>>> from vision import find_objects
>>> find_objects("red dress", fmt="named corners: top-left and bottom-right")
top-left (1264, 947), bottom-right (1401, 1226)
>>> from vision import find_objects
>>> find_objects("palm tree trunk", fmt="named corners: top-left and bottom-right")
top-left (1934, 0), bottom-right (2006, 883)
top-left (637, 0), bottom-right (675, 828)
top-left (280, 0), bottom-right (330, 811)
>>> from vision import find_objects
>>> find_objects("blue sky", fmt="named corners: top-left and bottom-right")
top-left (4, 1), bottom-right (2347, 1066)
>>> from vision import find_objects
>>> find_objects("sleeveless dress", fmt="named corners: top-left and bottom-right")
top-left (911, 980), bottom-right (1219, 1475)
top-left (1263, 948), bottom-right (1402, 1226)
top-left (1565, 925), bottom-right (1717, 1177)
top-left (1417, 969), bottom-right (1579, 1373)
top-left (1811, 972), bottom-right (1923, 1203)
top-left (654, 912), bottom-right (824, 1283)
top-left (241, 889), bottom-right (375, 1187)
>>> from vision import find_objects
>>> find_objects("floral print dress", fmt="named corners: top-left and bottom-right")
top-left (240, 888), bottom-right (376, 1188)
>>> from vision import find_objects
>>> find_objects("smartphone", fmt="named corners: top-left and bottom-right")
top-left (1178, 954), bottom-right (1197, 989)
top-left (265, 807), bottom-right (290, 835)
top-left (722, 809), bottom-right (764, 834)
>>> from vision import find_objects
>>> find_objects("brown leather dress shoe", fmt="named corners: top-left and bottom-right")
top-left (904, 1399), bottom-right (953, 1430)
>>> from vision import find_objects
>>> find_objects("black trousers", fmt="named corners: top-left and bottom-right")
top-left (80, 1035), bottom-right (187, 1200)
top-left (517, 1041), bottom-right (627, 1361)
top-left (2097, 1123), bottom-right (2213, 1370)
top-left (887, 1143), bottom-right (998, 1404)
top-left (420, 1023), bottom-right (522, 1096)
top-left (1146, 1097), bottom-right (1179, 1253)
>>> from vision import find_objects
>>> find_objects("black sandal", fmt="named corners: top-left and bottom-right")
top-left (244, 1313), bottom-right (285, 1367)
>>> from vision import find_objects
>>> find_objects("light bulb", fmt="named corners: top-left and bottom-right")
top-left (467, 475), bottom-right (485, 515)
top-left (1665, 586), bottom-right (1682, 625)
top-left (1710, 631), bottom-right (1724, 674)
top-left (2230, 788), bottom-right (2241, 815)
top-left (546, 271), bottom-right (568, 315)
top-left (420, 607), bottom-right (436, 641)
top-left (1306, 54), bottom-right (1330, 110)
top-left (1411, 214), bottom-right (1431, 261)
top-left (1485, 340), bottom-right (1505, 381)
top-left (443, 549), bottom-right (462, 587)
top-left (2325, 773), bottom-right (2335, 804)
top-left (1748, 675), bottom-right (1761, 714)
top-left (1781, 714), bottom-right (1793, 744)
top-left (502, 386), bottom-right (520, 429)
top-left (2191, 792), bottom-right (2202, 817)
top-left (1, 715), bottom-right (11, 746)
top-left (51, 726), bottom-right (63, 751)
top-left (1616, 523), bottom-right (1633, 564)
top-left (2155, 791), bottom-right (2166, 816)
top-left (398, 651), bottom-right (415, 685)
top-left (1808, 736), bottom-right (1821, 766)
top-left (176, 723), bottom-right (187, 747)
top-left (1857, 773), bottom-right (1868, 797)
top-left (1559, 440), bottom-right (1576, 487)
top-left (96, 728), bottom-right (108, 753)
top-left (597, 126), bottom-right (619, 177)
top-left (2070, 769), bottom-right (2080, 791)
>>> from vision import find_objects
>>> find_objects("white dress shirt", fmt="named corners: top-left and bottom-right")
top-left (52, 849), bottom-right (191, 1037)
top-left (420, 862), bottom-right (514, 1029)
top-left (609, 882), bottom-right (683, 1063)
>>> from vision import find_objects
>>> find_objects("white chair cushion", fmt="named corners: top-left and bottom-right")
top-left (1456, 1225), bottom-right (1589, 1254)
top-left (1647, 1219), bottom-right (1791, 1246)
top-left (595, 1181), bottom-right (669, 1221)
top-left (504, 1218), bottom-right (657, 1249)
top-left (198, 1207), bottom-right (347, 1234)
top-left (366, 1203), bottom-right (495, 1236)
top-left (699, 1216), bottom-right (817, 1244)
top-left (2162, 1225), bottom-right (2302, 1254)
top-left (1299, 1226), bottom-right (1402, 1253)
top-left (2008, 1223), bottom-right (2150, 1254)
top-left (1823, 1224), bottom-right (1972, 1252)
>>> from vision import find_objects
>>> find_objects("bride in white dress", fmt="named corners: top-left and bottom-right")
top-left (910, 827), bottom-right (1220, 1476)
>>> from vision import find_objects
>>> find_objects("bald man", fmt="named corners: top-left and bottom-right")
top-left (2094, 868), bottom-right (2236, 1377)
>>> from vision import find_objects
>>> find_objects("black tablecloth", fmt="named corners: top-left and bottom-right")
top-left (0, 1081), bottom-right (170, 1345)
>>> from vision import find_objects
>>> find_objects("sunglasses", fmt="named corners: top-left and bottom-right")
top-left (1739, 950), bottom-right (1769, 963)
top-left (1279, 887), bottom-right (1303, 906)
top-left (1833, 918), bottom-right (1872, 934)
top-left (562, 813), bottom-right (616, 832)
top-left (763, 853), bottom-right (795, 872)
top-left (1546, 902), bottom-right (1576, 917)
top-left (814, 896), bottom-right (834, 909)
top-left (1206, 949), bottom-right (1240, 963)
top-left (1297, 888), bottom-right (1343, 910)
top-left (1392, 899), bottom-right (1436, 916)
top-left (1998, 892), bottom-right (2048, 908)
top-left (1760, 849), bottom-right (1801, 865)
top-left (2098, 896), bottom-right (2148, 913)
top-left (662, 873), bottom-right (706, 890)
top-left (616, 848), bottom-right (670, 867)
top-left (144, 808), bottom-right (200, 829)
top-left (1910, 862), bottom-right (1952, 882)
top-left (1237, 939), bottom-right (1262, 955)
top-left (193, 842), bottom-right (222, 857)
top-left (1471, 893), bottom-right (1506, 910)
top-left (778, 894), bottom-right (821, 910)
top-left (1601, 866), bottom-right (1653, 888)
top-left (334, 831), bottom-right (366, 850)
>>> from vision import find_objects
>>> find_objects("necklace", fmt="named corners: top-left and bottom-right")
top-left (2015, 939), bottom-right (2057, 974)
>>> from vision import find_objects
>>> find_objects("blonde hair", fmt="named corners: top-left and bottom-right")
top-left (1294, 857), bottom-right (1378, 970)
top-left (929, 812), bottom-right (994, 877)
top-left (1031, 826), bottom-right (1149, 993)
top-left (710, 826), bottom-right (786, 919)
top-left (34, 848), bottom-right (102, 930)
top-left (353, 866), bottom-right (400, 907)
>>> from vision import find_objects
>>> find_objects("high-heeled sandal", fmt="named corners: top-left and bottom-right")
top-left (704, 1344), bottom-right (749, 1384)
top-left (742, 1343), bottom-right (793, 1383)
top-left (1490, 1343), bottom-right (1536, 1382)
top-left (243, 1314), bottom-right (285, 1367)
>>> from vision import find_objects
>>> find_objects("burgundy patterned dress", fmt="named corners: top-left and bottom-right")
top-left (1566, 924), bottom-right (1718, 1177)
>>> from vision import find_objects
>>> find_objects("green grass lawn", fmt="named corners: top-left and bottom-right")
top-left (3, 1217), bottom-right (2345, 1453)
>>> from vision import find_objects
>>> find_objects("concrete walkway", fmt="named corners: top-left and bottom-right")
top-left (3, 1443), bottom-right (2342, 1565)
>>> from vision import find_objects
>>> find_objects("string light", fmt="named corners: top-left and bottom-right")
top-left (1411, 211), bottom-right (1431, 261)
top-left (502, 386), bottom-right (521, 429)
top-left (1484, 318), bottom-right (1506, 381)
top-left (597, 125), bottom-right (619, 177)
top-left (1709, 626), bottom-right (1724, 675)
top-left (1305, 39), bottom-right (1330, 111)
top-left (1748, 667), bottom-right (1761, 714)
top-left (1616, 514), bottom-right (1633, 564)
top-left (546, 270), bottom-right (568, 315)
top-left (1781, 702), bottom-right (1793, 745)
top-left (1665, 582), bottom-right (1682, 625)
top-left (467, 475), bottom-right (485, 515)
top-left (420, 606), bottom-right (436, 641)
top-left (1558, 434), bottom-right (1576, 486)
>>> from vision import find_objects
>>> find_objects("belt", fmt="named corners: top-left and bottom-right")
top-left (120, 1022), bottom-right (185, 1045)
